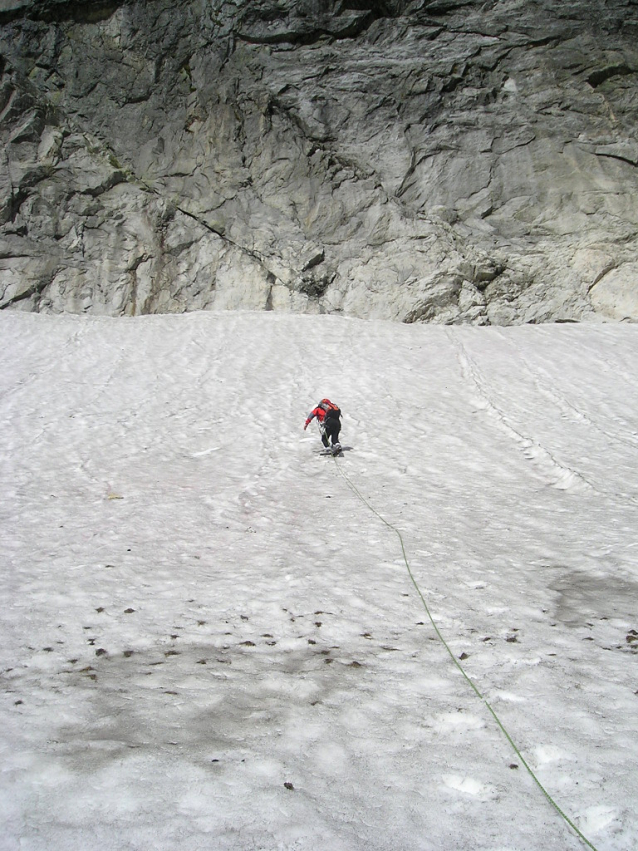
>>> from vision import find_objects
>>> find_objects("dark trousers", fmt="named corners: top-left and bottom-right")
top-left (322, 418), bottom-right (341, 447)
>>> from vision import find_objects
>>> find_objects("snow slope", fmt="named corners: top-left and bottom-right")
top-left (0, 310), bottom-right (637, 851)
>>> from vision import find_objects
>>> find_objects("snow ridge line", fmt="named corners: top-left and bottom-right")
top-left (331, 455), bottom-right (599, 851)
top-left (450, 335), bottom-right (594, 493)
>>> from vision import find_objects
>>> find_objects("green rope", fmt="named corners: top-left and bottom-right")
top-left (332, 456), bottom-right (598, 851)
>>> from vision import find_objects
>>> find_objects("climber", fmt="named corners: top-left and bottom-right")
top-left (304, 398), bottom-right (342, 453)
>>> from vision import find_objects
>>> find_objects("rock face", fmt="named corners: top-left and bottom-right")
top-left (1, 0), bottom-right (637, 323)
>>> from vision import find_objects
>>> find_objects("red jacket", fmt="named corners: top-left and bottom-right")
top-left (304, 405), bottom-right (328, 428)
top-left (304, 400), bottom-right (340, 429)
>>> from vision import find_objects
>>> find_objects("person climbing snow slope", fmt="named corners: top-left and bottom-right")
top-left (304, 398), bottom-right (342, 454)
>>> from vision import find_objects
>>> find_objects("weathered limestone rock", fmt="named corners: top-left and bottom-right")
top-left (1, 0), bottom-right (637, 323)
top-left (590, 263), bottom-right (638, 321)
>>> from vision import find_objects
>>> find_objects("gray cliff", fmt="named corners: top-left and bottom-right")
top-left (1, 0), bottom-right (637, 323)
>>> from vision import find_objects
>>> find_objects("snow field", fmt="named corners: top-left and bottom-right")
top-left (0, 310), bottom-right (637, 851)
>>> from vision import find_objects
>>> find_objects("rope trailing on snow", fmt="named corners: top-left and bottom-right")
top-left (332, 455), bottom-right (599, 851)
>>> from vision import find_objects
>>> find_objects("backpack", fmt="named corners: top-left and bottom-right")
top-left (319, 398), bottom-right (340, 420)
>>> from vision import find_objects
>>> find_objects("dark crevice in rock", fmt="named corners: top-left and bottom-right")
top-left (587, 63), bottom-right (633, 88)
top-left (127, 252), bottom-right (151, 274)
top-left (174, 202), bottom-right (285, 287)
top-left (81, 170), bottom-right (128, 198)
top-left (236, 7), bottom-right (382, 46)
top-left (237, 24), bottom-right (366, 47)
top-left (301, 249), bottom-right (325, 271)
top-left (297, 272), bottom-right (334, 298)
top-left (422, 0), bottom-right (479, 14)
top-left (594, 142), bottom-right (638, 167)
top-left (4, 188), bottom-right (29, 225)
top-left (265, 281), bottom-right (274, 311)
top-left (0, 273), bottom-right (54, 309)
top-left (0, 0), bottom-right (126, 25)
top-left (594, 149), bottom-right (638, 167)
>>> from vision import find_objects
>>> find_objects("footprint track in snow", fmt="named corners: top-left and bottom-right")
top-left (449, 332), bottom-right (593, 494)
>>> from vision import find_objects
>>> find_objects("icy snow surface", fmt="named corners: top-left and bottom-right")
top-left (1, 310), bottom-right (637, 851)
